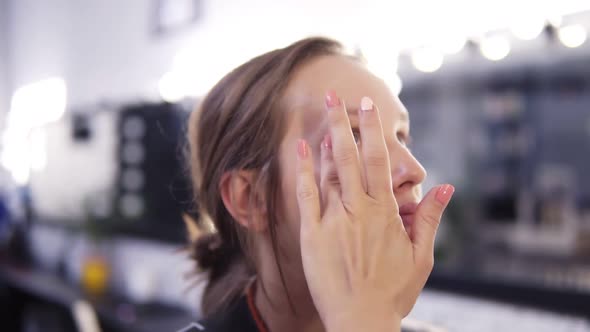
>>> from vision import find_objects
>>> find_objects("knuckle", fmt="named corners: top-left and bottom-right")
top-left (322, 174), bottom-right (340, 188)
top-left (333, 147), bottom-right (358, 166)
top-left (421, 213), bottom-right (441, 230)
top-left (420, 255), bottom-right (434, 274)
top-left (364, 151), bottom-right (389, 168)
top-left (297, 185), bottom-right (317, 201)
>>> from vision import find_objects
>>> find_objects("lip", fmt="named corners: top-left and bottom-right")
top-left (398, 202), bottom-right (418, 228)
top-left (399, 202), bottom-right (418, 215)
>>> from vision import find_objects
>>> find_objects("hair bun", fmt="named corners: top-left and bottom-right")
top-left (191, 233), bottom-right (234, 271)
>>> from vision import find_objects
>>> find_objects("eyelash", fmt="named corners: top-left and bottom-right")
top-left (398, 133), bottom-right (413, 147)
top-left (351, 129), bottom-right (412, 147)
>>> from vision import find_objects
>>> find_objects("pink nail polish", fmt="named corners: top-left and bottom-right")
top-left (325, 90), bottom-right (341, 108)
top-left (360, 96), bottom-right (373, 112)
top-left (435, 184), bottom-right (455, 205)
top-left (297, 139), bottom-right (308, 159)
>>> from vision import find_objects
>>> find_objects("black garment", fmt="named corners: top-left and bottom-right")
top-left (178, 295), bottom-right (261, 332)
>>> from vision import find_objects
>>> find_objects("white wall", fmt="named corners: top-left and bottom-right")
top-left (5, 0), bottom-right (383, 105)
top-left (0, 0), bottom-right (10, 121)
top-left (7, 0), bottom-right (174, 106)
top-left (6, 0), bottom-right (590, 106)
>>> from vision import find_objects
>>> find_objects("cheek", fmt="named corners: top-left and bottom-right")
top-left (282, 165), bottom-right (300, 228)
top-left (278, 146), bottom-right (305, 255)
top-left (278, 174), bottom-right (304, 263)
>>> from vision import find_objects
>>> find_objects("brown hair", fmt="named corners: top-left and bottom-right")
top-left (187, 37), bottom-right (344, 316)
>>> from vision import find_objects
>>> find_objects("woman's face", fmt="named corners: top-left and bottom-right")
top-left (271, 54), bottom-right (426, 286)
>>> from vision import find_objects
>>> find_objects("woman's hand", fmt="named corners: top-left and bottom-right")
top-left (295, 92), bottom-right (454, 332)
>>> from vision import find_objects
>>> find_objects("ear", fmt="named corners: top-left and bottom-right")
top-left (219, 170), bottom-right (268, 232)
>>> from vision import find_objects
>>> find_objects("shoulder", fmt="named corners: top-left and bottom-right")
top-left (176, 295), bottom-right (260, 332)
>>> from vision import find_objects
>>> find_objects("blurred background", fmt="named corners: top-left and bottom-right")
top-left (0, 0), bottom-right (589, 331)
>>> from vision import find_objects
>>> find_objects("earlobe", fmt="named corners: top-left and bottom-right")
top-left (219, 170), bottom-right (268, 232)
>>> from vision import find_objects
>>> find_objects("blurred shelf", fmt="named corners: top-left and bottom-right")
top-left (0, 260), bottom-right (196, 332)
top-left (426, 267), bottom-right (590, 318)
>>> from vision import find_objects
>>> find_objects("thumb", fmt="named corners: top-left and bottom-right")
top-left (411, 184), bottom-right (455, 267)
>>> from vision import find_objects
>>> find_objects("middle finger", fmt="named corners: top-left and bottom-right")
top-left (325, 90), bottom-right (364, 207)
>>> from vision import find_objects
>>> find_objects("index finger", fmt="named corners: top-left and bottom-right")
top-left (358, 97), bottom-right (395, 206)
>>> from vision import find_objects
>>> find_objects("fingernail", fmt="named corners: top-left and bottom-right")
top-left (322, 134), bottom-right (332, 150)
top-left (435, 184), bottom-right (455, 205)
top-left (297, 139), bottom-right (308, 159)
top-left (360, 96), bottom-right (374, 112)
top-left (325, 90), bottom-right (341, 109)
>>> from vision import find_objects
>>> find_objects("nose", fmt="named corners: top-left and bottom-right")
top-left (390, 144), bottom-right (426, 193)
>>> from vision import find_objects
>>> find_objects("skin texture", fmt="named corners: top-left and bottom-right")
top-left (220, 55), bottom-right (453, 332)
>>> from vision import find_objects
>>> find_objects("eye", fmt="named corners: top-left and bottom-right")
top-left (352, 128), bottom-right (412, 147)
top-left (397, 132), bottom-right (413, 147)
top-left (351, 129), bottom-right (361, 145)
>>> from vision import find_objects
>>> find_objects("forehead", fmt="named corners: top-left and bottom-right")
top-left (283, 55), bottom-right (408, 130)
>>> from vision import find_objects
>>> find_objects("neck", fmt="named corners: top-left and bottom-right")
top-left (253, 277), bottom-right (325, 332)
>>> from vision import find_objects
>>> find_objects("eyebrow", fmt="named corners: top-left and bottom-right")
top-left (399, 111), bottom-right (409, 123)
